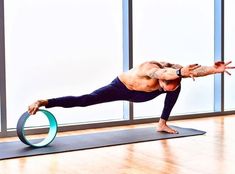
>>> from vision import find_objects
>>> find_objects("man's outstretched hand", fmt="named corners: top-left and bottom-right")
top-left (181, 63), bottom-right (201, 80)
top-left (214, 61), bottom-right (235, 75)
top-left (181, 61), bottom-right (235, 81)
top-left (28, 100), bottom-right (48, 115)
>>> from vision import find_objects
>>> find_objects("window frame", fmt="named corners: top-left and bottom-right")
top-left (1, 0), bottom-right (234, 138)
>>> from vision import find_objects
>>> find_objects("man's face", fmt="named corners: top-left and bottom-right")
top-left (159, 79), bottom-right (180, 91)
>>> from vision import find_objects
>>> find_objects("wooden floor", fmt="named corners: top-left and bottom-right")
top-left (1, 115), bottom-right (235, 174)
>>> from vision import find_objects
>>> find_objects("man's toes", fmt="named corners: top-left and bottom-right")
top-left (171, 129), bottom-right (179, 134)
top-left (166, 128), bottom-right (178, 134)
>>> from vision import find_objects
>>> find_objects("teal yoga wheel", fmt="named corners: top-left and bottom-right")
top-left (17, 109), bottom-right (58, 148)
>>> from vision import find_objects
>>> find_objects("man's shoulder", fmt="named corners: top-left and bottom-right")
top-left (142, 61), bottom-right (163, 68)
top-left (147, 60), bottom-right (181, 69)
top-left (135, 61), bottom-right (162, 76)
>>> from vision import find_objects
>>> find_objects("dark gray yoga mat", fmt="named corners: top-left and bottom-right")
top-left (0, 126), bottom-right (206, 160)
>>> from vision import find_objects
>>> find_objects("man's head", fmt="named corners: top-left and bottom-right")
top-left (159, 78), bottom-right (181, 91)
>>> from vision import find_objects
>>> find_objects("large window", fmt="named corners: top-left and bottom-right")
top-left (0, 0), bottom-right (234, 136)
top-left (4, 0), bottom-right (123, 128)
top-left (224, 0), bottom-right (235, 111)
top-left (133, 0), bottom-right (214, 118)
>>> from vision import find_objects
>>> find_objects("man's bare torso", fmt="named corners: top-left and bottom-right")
top-left (118, 61), bottom-right (162, 92)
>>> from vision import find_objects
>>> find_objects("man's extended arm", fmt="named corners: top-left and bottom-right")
top-left (147, 64), bottom-right (200, 80)
top-left (147, 67), bottom-right (181, 80)
top-left (147, 61), bottom-right (234, 80)
top-left (188, 66), bottom-right (217, 77)
top-left (181, 61), bottom-right (235, 78)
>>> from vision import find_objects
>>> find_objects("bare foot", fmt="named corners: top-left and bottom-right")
top-left (157, 124), bottom-right (178, 134)
top-left (156, 119), bottom-right (178, 134)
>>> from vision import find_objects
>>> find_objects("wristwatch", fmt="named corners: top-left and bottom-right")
top-left (176, 68), bottom-right (182, 77)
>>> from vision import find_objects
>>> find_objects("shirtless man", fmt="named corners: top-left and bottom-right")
top-left (28, 60), bottom-right (235, 134)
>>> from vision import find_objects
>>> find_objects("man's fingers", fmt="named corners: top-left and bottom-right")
top-left (28, 106), bottom-right (33, 115)
top-left (225, 61), bottom-right (232, 66)
top-left (28, 106), bottom-right (38, 115)
top-left (28, 108), bottom-right (34, 115)
top-left (191, 65), bottom-right (201, 70)
top-left (190, 74), bottom-right (195, 81)
top-left (189, 63), bottom-right (199, 67)
top-left (226, 66), bottom-right (235, 69)
top-left (225, 70), bottom-right (231, 75)
top-left (33, 107), bottom-right (38, 115)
